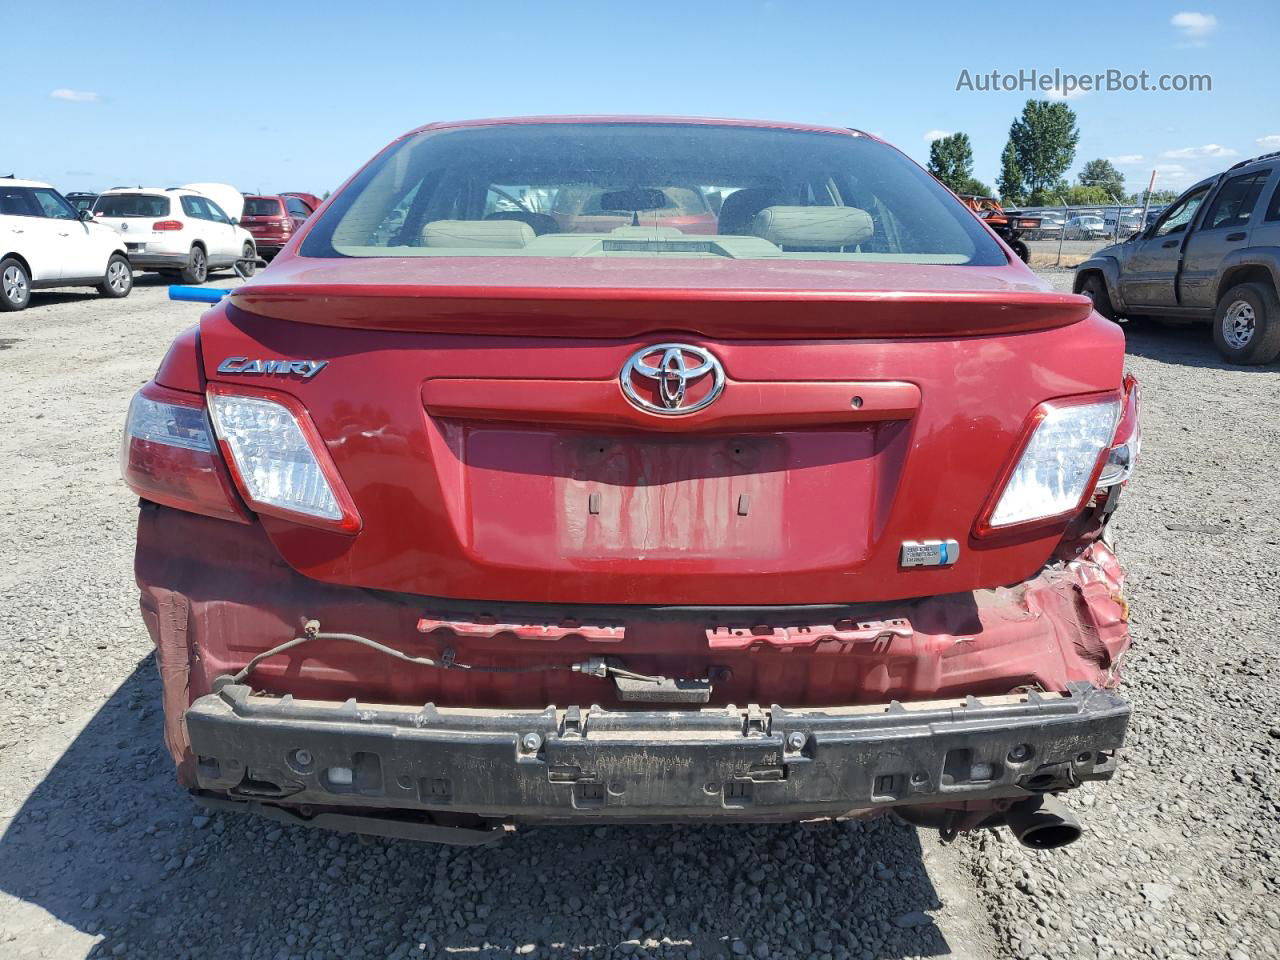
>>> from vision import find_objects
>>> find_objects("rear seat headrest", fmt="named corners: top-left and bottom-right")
top-left (750, 205), bottom-right (873, 248)
top-left (421, 219), bottom-right (535, 248)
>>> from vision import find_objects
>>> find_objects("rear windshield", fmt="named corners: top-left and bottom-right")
top-left (243, 197), bottom-right (283, 216)
top-left (94, 193), bottom-right (170, 218)
top-left (302, 123), bottom-right (1006, 266)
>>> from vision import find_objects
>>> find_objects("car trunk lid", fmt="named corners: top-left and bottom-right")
top-left (199, 259), bottom-right (1119, 606)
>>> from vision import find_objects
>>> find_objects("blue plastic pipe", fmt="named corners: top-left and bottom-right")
top-left (168, 286), bottom-right (230, 304)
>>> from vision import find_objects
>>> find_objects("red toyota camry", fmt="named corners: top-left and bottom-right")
top-left (122, 117), bottom-right (1139, 849)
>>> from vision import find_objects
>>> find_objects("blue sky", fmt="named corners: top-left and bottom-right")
top-left (5, 0), bottom-right (1277, 199)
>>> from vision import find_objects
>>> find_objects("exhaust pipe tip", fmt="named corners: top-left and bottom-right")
top-left (1005, 794), bottom-right (1082, 850)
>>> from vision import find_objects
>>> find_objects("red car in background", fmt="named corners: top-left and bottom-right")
top-left (282, 192), bottom-right (323, 213)
top-left (240, 194), bottom-right (316, 259)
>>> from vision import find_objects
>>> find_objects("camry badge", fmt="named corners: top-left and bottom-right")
top-left (620, 343), bottom-right (724, 415)
top-left (217, 357), bottom-right (328, 379)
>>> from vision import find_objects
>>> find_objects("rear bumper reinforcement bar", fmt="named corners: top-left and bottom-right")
top-left (186, 682), bottom-right (1128, 824)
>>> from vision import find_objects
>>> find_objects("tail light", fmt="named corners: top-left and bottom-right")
top-left (122, 384), bottom-right (248, 523)
top-left (976, 392), bottom-right (1122, 536)
top-left (206, 384), bottom-right (361, 533)
top-left (1097, 374), bottom-right (1141, 488)
top-left (153, 220), bottom-right (184, 231)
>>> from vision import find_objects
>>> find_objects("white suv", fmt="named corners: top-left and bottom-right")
top-left (92, 186), bottom-right (256, 284)
top-left (1, 178), bottom-right (133, 312)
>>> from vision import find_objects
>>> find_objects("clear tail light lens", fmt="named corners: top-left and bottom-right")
top-left (978, 395), bottom-right (1121, 534)
top-left (1096, 443), bottom-right (1134, 488)
top-left (1097, 374), bottom-right (1141, 489)
top-left (207, 385), bottom-right (360, 532)
top-left (122, 384), bottom-right (248, 523)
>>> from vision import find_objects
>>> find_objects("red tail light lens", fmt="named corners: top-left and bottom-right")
top-left (152, 220), bottom-right (184, 231)
top-left (122, 383), bottom-right (248, 523)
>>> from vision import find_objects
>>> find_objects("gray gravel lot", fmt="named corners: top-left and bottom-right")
top-left (0, 271), bottom-right (1277, 960)
top-left (1022, 239), bottom-right (1111, 267)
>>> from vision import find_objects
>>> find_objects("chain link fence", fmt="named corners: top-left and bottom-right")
top-left (1008, 202), bottom-right (1171, 266)
top-left (1011, 203), bottom-right (1167, 243)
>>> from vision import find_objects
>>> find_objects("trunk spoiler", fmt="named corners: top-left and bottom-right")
top-left (227, 284), bottom-right (1094, 339)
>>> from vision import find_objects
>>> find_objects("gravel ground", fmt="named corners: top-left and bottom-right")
top-left (1023, 239), bottom-right (1110, 268)
top-left (968, 271), bottom-right (1280, 960)
top-left (0, 270), bottom-right (1277, 960)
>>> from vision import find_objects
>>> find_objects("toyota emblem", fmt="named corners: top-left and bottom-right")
top-left (619, 343), bottom-right (725, 416)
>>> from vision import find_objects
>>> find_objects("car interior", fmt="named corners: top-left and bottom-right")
top-left (0, 189), bottom-right (40, 217)
top-left (94, 194), bottom-right (171, 218)
top-left (338, 178), bottom-right (966, 262)
top-left (313, 124), bottom-right (1000, 265)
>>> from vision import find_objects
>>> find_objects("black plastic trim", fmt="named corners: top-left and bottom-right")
top-left (186, 682), bottom-right (1129, 824)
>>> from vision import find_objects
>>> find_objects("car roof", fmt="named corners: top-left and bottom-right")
top-left (1183, 176), bottom-right (1218, 194)
top-left (1, 177), bottom-right (54, 189)
top-left (399, 115), bottom-right (870, 141)
top-left (1227, 150), bottom-right (1280, 174)
top-left (100, 186), bottom-right (196, 195)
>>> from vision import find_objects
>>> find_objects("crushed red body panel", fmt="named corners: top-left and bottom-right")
top-left (137, 507), bottom-right (1130, 784)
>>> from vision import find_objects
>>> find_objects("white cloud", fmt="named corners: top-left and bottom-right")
top-left (1107, 154), bottom-right (1145, 165)
top-left (1151, 163), bottom-right (1195, 190)
top-left (49, 88), bottom-right (101, 103)
top-left (1162, 144), bottom-right (1237, 159)
top-left (1147, 142), bottom-right (1247, 190)
top-left (1170, 11), bottom-right (1217, 41)
top-left (923, 129), bottom-right (952, 143)
top-left (1046, 85), bottom-right (1089, 102)
top-left (1257, 135), bottom-right (1280, 149)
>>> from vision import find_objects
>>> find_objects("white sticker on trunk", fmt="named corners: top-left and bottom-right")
top-left (900, 539), bottom-right (960, 567)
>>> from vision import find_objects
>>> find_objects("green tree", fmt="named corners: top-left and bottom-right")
top-left (1063, 184), bottom-right (1113, 205)
top-left (927, 133), bottom-right (977, 193)
top-left (1077, 159), bottom-right (1125, 200)
top-left (1128, 187), bottom-right (1180, 204)
top-left (1005, 100), bottom-right (1079, 205)
top-left (958, 176), bottom-right (993, 196)
top-left (997, 140), bottom-right (1026, 205)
